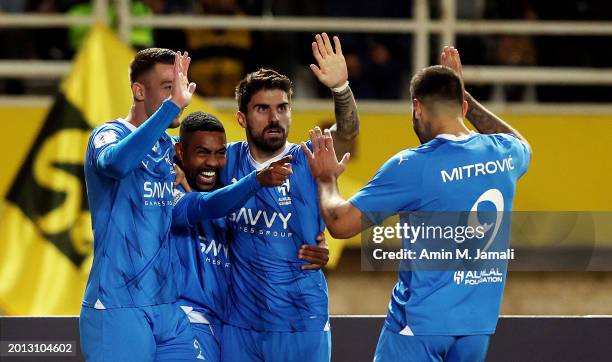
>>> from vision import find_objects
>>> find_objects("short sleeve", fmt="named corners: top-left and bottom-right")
top-left (496, 134), bottom-right (531, 178)
top-left (349, 151), bottom-right (422, 225)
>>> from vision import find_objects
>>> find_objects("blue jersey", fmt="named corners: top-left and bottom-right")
top-left (170, 171), bottom-right (263, 333)
top-left (83, 100), bottom-right (180, 308)
top-left (351, 132), bottom-right (530, 335)
top-left (172, 193), bottom-right (230, 333)
top-left (221, 142), bottom-right (328, 332)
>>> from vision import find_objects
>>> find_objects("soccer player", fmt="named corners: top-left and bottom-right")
top-left (171, 111), bottom-right (331, 361)
top-left (302, 46), bottom-right (531, 362)
top-left (219, 33), bottom-right (360, 362)
top-left (80, 48), bottom-right (200, 361)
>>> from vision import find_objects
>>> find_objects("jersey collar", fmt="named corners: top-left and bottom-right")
top-left (117, 118), bottom-right (137, 133)
top-left (435, 131), bottom-right (477, 142)
top-left (248, 142), bottom-right (293, 171)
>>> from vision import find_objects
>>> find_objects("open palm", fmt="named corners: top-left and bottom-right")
top-left (310, 33), bottom-right (348, 89)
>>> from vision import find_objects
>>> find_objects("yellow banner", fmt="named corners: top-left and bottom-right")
top-left (3, 25), bottom-right (612, 315)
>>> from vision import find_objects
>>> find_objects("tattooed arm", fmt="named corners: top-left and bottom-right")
top-left (310, 33), bottom-right (360, 159)
top-left (465, 92), bottom-right (529, 146)
top-left (441, 46), bottom-right (530, 149)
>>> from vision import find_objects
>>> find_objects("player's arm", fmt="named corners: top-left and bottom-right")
top-left (440, 46), bottom-right (530, 149)
top-left (302, 127), bottom-right (364, 239)
top-left (173, 156), bottom-right (293, 227)
top-left (96, 52), bottom-right (196, 179)
top-left (310, 33), bottom-right (360, 160)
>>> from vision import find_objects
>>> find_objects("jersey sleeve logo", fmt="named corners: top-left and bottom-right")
top-left (93, 130), bottom-right (118, 149)
top-left (173, 188), bottom-right (186, 206)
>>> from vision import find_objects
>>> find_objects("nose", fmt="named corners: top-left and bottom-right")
top-left (204, 155), bottom-right (220, 168)
top-left (270, 108), bottom-right (280, 122)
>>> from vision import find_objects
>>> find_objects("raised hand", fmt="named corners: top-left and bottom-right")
top-left (170, 51), bottom-right (197, 109)
top-left (299, 232), bottom-right (330, 270)
top-left (256, 155), bottom-right (293, 187)
top-left (440, 46), bottom-right (464, 81)
top-left (301, 127), bottom-right (350, 182)
top-left (310, 33), bottom-right (348, 89)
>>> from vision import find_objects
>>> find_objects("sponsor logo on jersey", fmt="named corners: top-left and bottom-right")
top-left (453, 268), bottom-right (504, 285)
top-left (198, 236), bottom-right (230, 267)
top-left (143, 181), bottom-right (173, 206)
top-left (229, 207), bottom-right (293, 238)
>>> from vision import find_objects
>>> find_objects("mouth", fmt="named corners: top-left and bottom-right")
top-left (264, 127), bottom-right (284, 136)
top-left (196, 170), bottom-right (217, 186)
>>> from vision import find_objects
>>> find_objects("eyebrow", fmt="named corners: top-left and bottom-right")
top-left (253, 102), bottom-right (289, 108)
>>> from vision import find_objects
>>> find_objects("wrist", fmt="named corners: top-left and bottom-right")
top-left (331, 80), bottom-right (349, 93)
top-left (253, 170), bottom-right (265, 188)
top-left (169, 97), bottom-right (185, 109)
top-left (160, 99), bottom-right (181, 117)
top-left (316, 174), bottom-right (337, 185)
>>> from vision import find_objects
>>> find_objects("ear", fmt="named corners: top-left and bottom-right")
top-left (236, 111), bottom-right (247, 129)
top-left (462, 100), bottom-right (468, 118)
top-left (174, 142), bottom-right (184, 164)
top-left (132, 82), bottom-right (145, 102)
top-left (412, 98), bottom-right (422, 119)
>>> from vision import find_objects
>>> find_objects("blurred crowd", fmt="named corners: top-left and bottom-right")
top-left (2, 0), bottom-right (612, 102)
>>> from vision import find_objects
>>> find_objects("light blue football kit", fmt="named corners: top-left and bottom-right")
top-left (350, 132), bottom-right (530, 362)
top-left (219, 142), bottom-right (331, 362)
top-left (80, 99), bottom-right (201, 361)
top-left (171, 171), bottom-right (262, 362)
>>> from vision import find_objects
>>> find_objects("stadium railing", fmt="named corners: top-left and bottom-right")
top-left (2, 0), bottom-right (612, 110)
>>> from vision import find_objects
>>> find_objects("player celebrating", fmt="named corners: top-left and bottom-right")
top-left (81, 49), bottom-right (199, 361)
top-left (171, 111), bottom-right (331, 361)
top-left (302, 47), bottom-right (531, 362)
top-left (219, 33), bottom-right (359, 362)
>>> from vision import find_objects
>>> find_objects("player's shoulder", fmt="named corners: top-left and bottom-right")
top-left (386, 148), bottom-right (423, 169)
top-left (227, 141), bottom-right (247, 149)
top-left (225, 141), bottom-right (248, 156)
top-left (482, 133), bottom-right (530, 155)
top-left (483, 133), bottom-right (523, 146)
top-left (92, 119), bottom-right (130, 135)
top-left (89, 120), bottom-right (129, 149)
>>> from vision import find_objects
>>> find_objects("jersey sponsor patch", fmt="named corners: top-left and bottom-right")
top-left (93, 130), bottom-right (118, 149)
top-left (173, 188), bottom-right (186, 206)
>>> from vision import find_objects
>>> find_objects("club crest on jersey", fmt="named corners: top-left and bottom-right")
top-left (277, 179), bottom-right (292, 205)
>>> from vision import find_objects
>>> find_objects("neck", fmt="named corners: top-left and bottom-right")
top-left (248, 141), bottom-right (287, 164)
top-left (123, 102), bottom-right (148, 128)
top-left (431, 116), bottom-right (471, 138)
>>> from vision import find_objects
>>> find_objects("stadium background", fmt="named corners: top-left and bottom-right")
top-left (1, 0), bottom-right (612, 322)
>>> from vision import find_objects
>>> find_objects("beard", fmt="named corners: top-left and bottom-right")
top-left (412, 112), bottom-right (432, 144)
top-left (248, 124), bottom-right (288, 153)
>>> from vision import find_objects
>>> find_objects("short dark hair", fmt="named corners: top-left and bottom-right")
top-left (179, 111), bottom-right (225, 144)
top-left (409, 65), bottom-right (464, 107)
top-left (129, 48), bottom-right (175, 83)
top-left (235, 68), bottom-right (293, 113)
